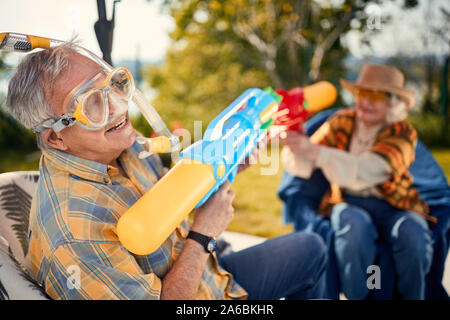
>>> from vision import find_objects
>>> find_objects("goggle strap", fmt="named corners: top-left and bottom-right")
top-left (32, 114), bottom-right (76, 133)
top-left (52, 114), bottom-right (77, 132)
top-left (32, 118), bottom-right (55, 133)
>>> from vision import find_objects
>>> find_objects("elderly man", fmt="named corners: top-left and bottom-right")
top-left (5, 40), bottom-right (327, 300)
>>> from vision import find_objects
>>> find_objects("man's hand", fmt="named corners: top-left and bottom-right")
top-left (237, 137), bottom-right (267, 174)
top-left (237, 147), bottom-right (258, 174)
top-left (161, 181), bottom-right (235, 300)
top-left (279, 130), bottom-right (321, 162)
top-left (191, 181), bottom-right (235, 238)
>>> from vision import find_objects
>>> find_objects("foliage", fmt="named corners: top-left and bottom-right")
top-left (145, 0), bottom-right (383, 132)
top-left (0, 51), bottom-right (38, 156)
top-left (408, 112), bottom-right (450, 147)
top-left (143, 36), bottom-right (269, 132)
top-left (0, 108), bottom-right (37, 151)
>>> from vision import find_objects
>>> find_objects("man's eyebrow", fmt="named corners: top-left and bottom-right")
top-left (65, 71), bottom-right (105, 109)
top-left (78, 71), bottom-right (106, 94)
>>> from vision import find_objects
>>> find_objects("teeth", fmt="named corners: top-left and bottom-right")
top-left (110, 116), bottom-right (126, 131)
top-left (115, 119), bottom-right (126, 129)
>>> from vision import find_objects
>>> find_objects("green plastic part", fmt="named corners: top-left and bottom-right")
top-left (263, 87), bottom-right (283, 105)
top-left (261, 118), bottom-right (274, 130)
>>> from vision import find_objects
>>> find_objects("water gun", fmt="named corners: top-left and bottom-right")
top-left (273, 81), bottom-right (337, 132)
top-left (117, 88), bottom-right (282, 255)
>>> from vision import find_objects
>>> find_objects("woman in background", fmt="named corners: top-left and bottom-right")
top-left (280, 64), bottom-right (435, 300)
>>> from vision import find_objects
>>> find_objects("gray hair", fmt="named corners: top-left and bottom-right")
top-left (386, 94), bottom-right (408, 124)
top-left (5, 40), bottom-right (79, 150)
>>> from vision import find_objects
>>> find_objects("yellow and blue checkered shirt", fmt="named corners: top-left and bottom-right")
top-left (26, 140), bottom-right (247, 300)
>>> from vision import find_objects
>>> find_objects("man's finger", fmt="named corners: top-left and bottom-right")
top-left (220, 181), bottom-right (231, 192)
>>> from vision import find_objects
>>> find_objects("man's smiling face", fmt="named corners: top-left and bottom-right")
top-left (45, 53), bottom-right (136, 164)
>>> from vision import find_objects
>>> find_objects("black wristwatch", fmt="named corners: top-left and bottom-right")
top-left (187, 231), bottom-right (217, 253)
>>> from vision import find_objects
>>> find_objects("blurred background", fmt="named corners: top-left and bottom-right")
top-left (0, 0), bottom-right (449, 237)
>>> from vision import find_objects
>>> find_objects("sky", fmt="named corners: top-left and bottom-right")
top-left (2, 0), bottom-right (449, 63)
top-left (342, 0), bottom-right (450, 58)
top-left (0, 0), bottom-right (174, 64)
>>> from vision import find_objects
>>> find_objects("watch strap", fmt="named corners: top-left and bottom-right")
top-left (187, 231), bottom-right (216, 253)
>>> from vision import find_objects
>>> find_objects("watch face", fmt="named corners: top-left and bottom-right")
top-left (207, 239), bottom-right (216, 253)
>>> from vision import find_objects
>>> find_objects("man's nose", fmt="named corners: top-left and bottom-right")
top-left (108, 92), bottom-right (129, 117)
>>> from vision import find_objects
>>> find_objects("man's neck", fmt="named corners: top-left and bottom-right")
top-left (109, 158), bottom-right (129, 179)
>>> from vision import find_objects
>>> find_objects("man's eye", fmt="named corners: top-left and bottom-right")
top-left (112, 77), bottom-right (128, 90)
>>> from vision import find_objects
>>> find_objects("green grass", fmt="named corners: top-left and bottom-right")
top-left (0, 149), bottom-right (40, 173)
top-left (230, 156), bottom-right (294, 238)
top-left (432, 148), bottom-right (450, 181)
top-left (228, 147), bottom-right (450, 238)
top-left (1, 148), bottom-right (449, 239)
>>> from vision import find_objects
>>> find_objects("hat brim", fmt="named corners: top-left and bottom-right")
top-left (340, 78), bottom-right (415, 109)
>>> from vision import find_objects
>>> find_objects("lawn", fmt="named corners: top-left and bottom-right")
top-left (1, 147), bottom-right (449, 238)
top-left (230, 147), bottom-right (450, 238)
top-left (432, 149), bottom-right (450, 181)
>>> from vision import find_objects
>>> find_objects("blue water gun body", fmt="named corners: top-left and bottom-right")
top-left (180, 87), bottom-right (281, 207)
top-left (117, 87), bottom-right (281, 255)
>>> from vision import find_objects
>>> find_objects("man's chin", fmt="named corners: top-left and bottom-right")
top-left (105, 125), bottom-right (137, 154)
top-left (120, 127), bottom-right (137, 150)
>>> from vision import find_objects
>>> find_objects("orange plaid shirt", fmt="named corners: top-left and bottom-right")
top-left (26, 140), bottom-right (247, 300)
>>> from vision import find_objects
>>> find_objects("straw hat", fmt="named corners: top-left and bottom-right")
top-left (340, 64), bottom-right (415, 109)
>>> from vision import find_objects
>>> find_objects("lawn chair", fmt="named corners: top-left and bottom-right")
top-left (278, 108), bottom-right (450, 300)
top-left (0, 171), bottom-right (49, 300)
top-left (0, 170), bottom-right (265, 300)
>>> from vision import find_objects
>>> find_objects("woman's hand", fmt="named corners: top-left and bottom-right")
top-left (279, 130), bottom-right (321, 162)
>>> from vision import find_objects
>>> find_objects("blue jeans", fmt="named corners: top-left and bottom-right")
top-left (330, 196), bottom-right (434, 300)
top-left (218, 232), bottom-right (327, 299)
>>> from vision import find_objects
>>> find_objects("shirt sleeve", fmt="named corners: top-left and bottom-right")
top-left (45, 241), bottom-right (162, 300)
top-left (281, 145), bottom-right (315, 179)
top-left (316, 146), bottom-right (392, 191)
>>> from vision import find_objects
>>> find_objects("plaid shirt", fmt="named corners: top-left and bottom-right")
top-left (26, 139), bottom-right (247, 300)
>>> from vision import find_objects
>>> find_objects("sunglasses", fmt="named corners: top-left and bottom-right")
top-left (354, 88), bottom-right (394, 103)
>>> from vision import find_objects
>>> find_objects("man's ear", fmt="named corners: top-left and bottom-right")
top-left (42, 129), bottom-right (68, 151)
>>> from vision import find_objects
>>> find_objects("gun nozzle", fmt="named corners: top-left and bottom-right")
top-left (150, 136), bottom-right (172, 153)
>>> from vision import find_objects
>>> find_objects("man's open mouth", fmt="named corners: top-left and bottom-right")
top-left (106, 114), bottom-right (128, 133)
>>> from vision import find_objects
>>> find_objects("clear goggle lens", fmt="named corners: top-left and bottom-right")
top-left (72, 67), bottom-right (134, 129)
top-left (82, 91), bottom-right (106, 125)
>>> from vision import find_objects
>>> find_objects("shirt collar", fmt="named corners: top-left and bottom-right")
top-left (42, 148), bottom-right (115, 184)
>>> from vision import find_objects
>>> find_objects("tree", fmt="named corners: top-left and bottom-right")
top-left (144, 0), bottom-right (381, 131)
top-left (143, 34), bottom-right (270, 132)
top-left (0, 53), bottom-right (37, 153)
top-left (432, 5), bottom-right (450, 138)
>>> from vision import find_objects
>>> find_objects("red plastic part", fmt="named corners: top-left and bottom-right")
top-left (273, 87), bottom-right (308, 132)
